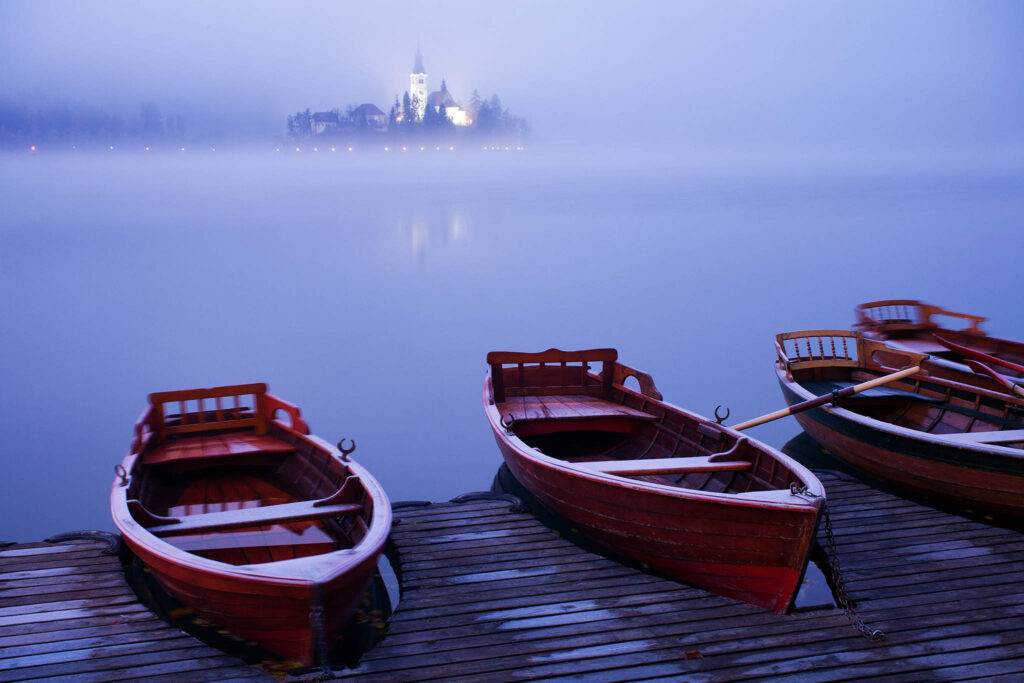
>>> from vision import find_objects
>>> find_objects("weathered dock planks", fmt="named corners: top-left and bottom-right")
top-left (3, 472), bottom-right (1023, 681)
top-left (345, 473), bottom-right (1024, 681)
top-left (0, 537), bottom-right (269, 682)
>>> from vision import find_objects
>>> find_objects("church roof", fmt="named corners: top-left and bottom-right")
top-left (427, 90), bottom-right (458, 109)
top-left (413, 48), bottom-right (425, 74)
top-left (352, 103), bottom-right (385, 117)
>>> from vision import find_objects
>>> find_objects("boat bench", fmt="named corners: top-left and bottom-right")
top-left (132, 479), bottom-right (365, 537)
top-left (938, 429), bottom-right (1024, 445)
top-left (576, 456), bottom-right (752, 476)
top-left (144, 432), bottom-right (296, 466)
top-left (497, 394), bottom-right (658, 424)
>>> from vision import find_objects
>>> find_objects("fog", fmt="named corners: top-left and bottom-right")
top-left (2, 3), bottom-right (1024, 542)
top-left (3, 1), bottom-right (1024, 155)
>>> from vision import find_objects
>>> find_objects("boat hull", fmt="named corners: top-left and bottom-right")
top-left (485, 403), bottom-right (820, 613)
top-left (120, 531), bottom-right (380, 663)
top-left (777, 369), bottom-right (1024, 519)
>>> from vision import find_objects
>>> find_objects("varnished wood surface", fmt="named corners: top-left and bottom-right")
top-left (0, 538), bottom-right (269, 682)
top-left (496, 394), bottom-right (658, 423)
top-left (344, 478), bottom-right (1024, 681)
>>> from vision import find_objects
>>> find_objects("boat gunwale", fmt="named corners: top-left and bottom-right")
top-left (111, 425), bottom-right (392, 589)
top-left (775, 360), bottom-right (1024, 461)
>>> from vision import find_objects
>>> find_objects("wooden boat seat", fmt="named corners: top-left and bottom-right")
top-left (132, 477), bottom-right (365, 537)
top-left (938, 429), bottom-right (1024, 445)
top-left (144, 432), bottom-right (296, 466)
top-left (138, 499), bottom-right (364, 537)
top-left (576, 456), bottom-right (752, 476)
top-left (497, 394), bottom-right (658, 424)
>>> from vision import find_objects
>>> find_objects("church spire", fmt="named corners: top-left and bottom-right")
top-left (413, 47), bottom-right (425, 75)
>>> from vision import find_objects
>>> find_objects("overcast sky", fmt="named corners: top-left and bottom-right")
top-left (2, 1), bottom-right (1023, 153)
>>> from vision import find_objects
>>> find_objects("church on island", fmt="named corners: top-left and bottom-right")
top-left (399, 48), bottom-right (470, 127)
top-left (286, 48), bottom-right (526, 143)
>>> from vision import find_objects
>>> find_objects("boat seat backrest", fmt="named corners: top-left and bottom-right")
top-left (855, 299), bottom-right (986, 334)
top-left (776, 331), bottom-right (928, 374)
top-left (149, 383), bottom-right (269, 441)
top-left (487, 348), bottom-right (617, 403)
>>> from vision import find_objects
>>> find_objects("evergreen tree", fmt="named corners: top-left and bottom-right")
top-left (286, 109), bottom-right (312, 139)
top-left (468, 89), bottom-right (483, 120)
top-left (401, 91), bottom-right (416, 133)
top-left (388, 96), bottom-right (401, 132)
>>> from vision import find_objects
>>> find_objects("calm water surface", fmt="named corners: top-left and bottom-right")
top-left (2, 150), bottom-right (1023, 541)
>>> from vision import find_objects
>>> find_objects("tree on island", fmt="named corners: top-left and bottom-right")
top-left (401, 92), bottom-right (418, 133)
top-left (287, 109), bottom-right (312, 139)
top-left (422, 100), bottom-right (453, 135)
top-left (388, 97), bottom-right (401, 130)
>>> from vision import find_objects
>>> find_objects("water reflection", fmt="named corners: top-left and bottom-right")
top-left (396, 208), bottom-right (469, 261)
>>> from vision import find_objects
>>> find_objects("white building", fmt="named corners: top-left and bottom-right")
top-left (406, 49), bottom-right (471, 127)
top-left (410, 48), bottom-right (428, 120)
top-left (427, 80), bottom-right (470, 127)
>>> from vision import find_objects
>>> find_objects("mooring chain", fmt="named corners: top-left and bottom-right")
top-left (789, 483), bottom-right (885, 642)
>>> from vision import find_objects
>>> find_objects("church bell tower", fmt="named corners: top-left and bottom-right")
top-left (410, 48), bottom-right (427, 120)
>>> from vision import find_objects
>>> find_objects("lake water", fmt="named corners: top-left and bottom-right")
top-left (2, 148), bottom-right (1023, 542)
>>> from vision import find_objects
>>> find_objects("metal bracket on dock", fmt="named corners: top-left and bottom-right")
top-left (45, 530), bottom-right (124, 555)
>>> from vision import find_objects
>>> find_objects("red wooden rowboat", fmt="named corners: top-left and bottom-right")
top-left (110, 384), bottom-right (391, 665)
top-left (854, 299), bottom-right (1024, 380)
top-left (776, 330), bottom-right (1024, 518)
top-left (483, 349), bottom-right (824, 613)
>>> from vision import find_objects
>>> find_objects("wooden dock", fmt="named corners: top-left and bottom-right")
top-left (3, 470), bottom-right (1024, 681)
top-left (0, 536), bottom-right (268, 682)
top-left (346, 472), bottom-right (1024, 681)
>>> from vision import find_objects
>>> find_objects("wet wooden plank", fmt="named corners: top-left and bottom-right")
top-left (0, 538), bottom-right (270, 682)
top-left (346, 475), bottom-right (1024, 681)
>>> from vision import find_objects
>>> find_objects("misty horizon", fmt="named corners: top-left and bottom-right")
top-left (2, 1), bottom-right (1024, 159)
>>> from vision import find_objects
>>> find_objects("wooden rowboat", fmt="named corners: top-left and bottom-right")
top-left (483, 349), bottom-right (824, 613)
top-left (776, 330), bottom-right (1024, 519)
top-left (854, 299), bottom-right (1024, 380)
top-left (110, 384), bottom-right (391, 665)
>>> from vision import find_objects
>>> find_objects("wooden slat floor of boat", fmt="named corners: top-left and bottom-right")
top-left (345, 474), bottom-right (1024, 682)
top-left (0, 538), bottom-right (269, 682)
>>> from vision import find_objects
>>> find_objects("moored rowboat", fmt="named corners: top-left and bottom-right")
top-left (483, 348), bottom-right (823, 613)
top-left (110, 383), bottom-right (391, 665)
top-left (776, 330), bottom-right (1024, 518)
top-left (855, 299), bottom-right (1024, 380)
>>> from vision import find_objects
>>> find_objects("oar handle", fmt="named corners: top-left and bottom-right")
top-left (731, 365), bottom-right (921, 431)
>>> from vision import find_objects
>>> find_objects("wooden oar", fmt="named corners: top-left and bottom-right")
top-left (731, 365), bottom-right (921, 431)
top-left (933, 334), bottom-right (1024, 374)
top-left (964, 359), bottom-right (1024, 398)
